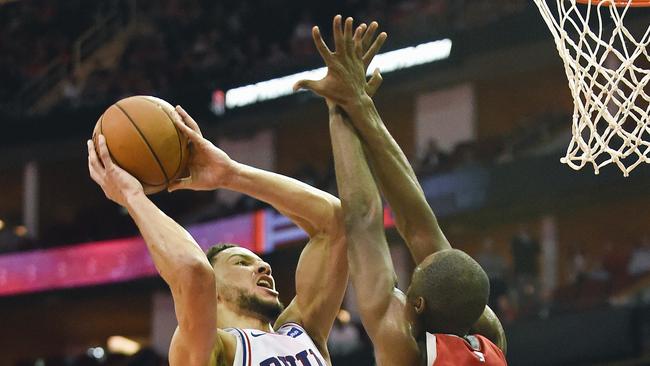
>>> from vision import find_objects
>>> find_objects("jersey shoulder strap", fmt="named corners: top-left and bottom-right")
top-left (426, 332), bottom-right (438, 365)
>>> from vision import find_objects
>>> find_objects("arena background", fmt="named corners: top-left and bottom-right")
top-left (1, 0), bottom-right (650, 365)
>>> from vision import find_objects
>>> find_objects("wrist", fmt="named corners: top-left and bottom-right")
top-left (125, 190), bottom-right (149, 211)
top-left (341, 93), bottom-right (372, 112)
top-left (341, 94), bottom-right (376, 126)
top-left (219, 161), bottom-right (243, 189)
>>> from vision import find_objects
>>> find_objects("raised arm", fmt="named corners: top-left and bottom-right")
top-left (341, 93), bottom-right (507, 353)
top-left (329, 106), bottom-right (419, 366)
top-left (295, 15), bottom-right (506, 352)
top-left (88, 136), bottom-right (218, 366)
top-left (297, 17), bottom-right (419, 364)
top-left (293, 16), bottom-right (447, 263)
top-left (348, 98), bottom-right (508, 353)
top-left (169, 107), bottom-right (346, 356)
top-left (346, 97), bottom-right (451, 262)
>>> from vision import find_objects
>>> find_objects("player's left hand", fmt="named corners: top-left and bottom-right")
top-left (326, 68), bottom-right (383, 111)
top-left (168, 106), bottom-right (237, 192)
top-left (87, 135), bottom-right (144, 207)
top-left (294, 15), bottom-right (387, 107)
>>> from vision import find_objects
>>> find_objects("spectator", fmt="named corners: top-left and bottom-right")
top-left (328, 310), bottom-right (373, 366)
top-left (628, 236), bottom-right (650, 276)
top-left (602, 241), bottom-right (630, 285)
top-left (61, 74), bottom-right (82, 108)
top-left (511, 225), bottom-right (540, 281)
top-left (290, 11), bottom-right (315, 58)
top-left (510, 226), bottom-right (543, 318)
top-left (568, 244), bottom-right (587, 285)
top-left (328, 316), bottom-right (362, 359)
top-left (416, 138), bottom-right (448, 174)
top-left (475, 238), bottom-right (509, 309)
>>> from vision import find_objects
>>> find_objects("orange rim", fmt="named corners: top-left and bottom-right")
top-left (575, 0), bottom-right (650, 7)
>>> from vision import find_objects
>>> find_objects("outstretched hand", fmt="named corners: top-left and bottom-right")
top-left (87, 135), bottom-right (144, 207)
top-left (294, 15), bottom-right (387, 107)
top-left (167, 106), bottom-right (237, 192)
top-left (326, 68), bottom-right (383, 111)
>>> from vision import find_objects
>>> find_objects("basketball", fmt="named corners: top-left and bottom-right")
top-left (92, 96), bottom-right (189, 194)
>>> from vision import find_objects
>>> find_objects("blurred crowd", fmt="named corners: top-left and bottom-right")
top-left (474, 230), bottom-right (650, 325)
top-left (0, 0), bottom-right (528, 113)
top-left (0, 0), bottom-right (119, 108)
top-left (0, 0), bottom-right (536, 253)
top-left (0, 0), bottom-right (539, 254)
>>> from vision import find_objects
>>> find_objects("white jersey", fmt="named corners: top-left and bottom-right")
top-left (225, 322), bottom-right (327, 366)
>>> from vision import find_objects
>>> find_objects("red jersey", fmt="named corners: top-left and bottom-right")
top-left (426, 333), bottom-right (507, 365)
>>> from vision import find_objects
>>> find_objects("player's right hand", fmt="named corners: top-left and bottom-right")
top-left (294, 16), bottom-right (387, 108)
top-left (87, 135), bottom-right (144, 207)
top-left (168, 106), bottom-right (237, 192)
top-left (326, 68), bottom-right (383, 111)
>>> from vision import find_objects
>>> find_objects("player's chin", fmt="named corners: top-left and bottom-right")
top-left (256, 285), bottom-right (280, 299)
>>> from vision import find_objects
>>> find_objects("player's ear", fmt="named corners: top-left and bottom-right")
top-left (414, 296), bottom-right (426, 315)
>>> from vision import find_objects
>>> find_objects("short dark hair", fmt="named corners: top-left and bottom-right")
top-left (410, 249), bottom-right (489, 336)
top-left (206, 243), bottom-right (238, 266)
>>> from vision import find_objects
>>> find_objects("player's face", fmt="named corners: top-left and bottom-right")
top-left (404, 257), bottom-right (435, 339)
top-left (213, 247), bottom-right (283, 317)
top-left (404, 284), bottom-right (424, 338)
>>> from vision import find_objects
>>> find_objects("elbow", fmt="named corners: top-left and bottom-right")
top-left (188, 259), bottom-right (214, 276)
top-left (185, 260), bottom-right (215, 283)
top-left (342, 192), bottom-right (383, 232)
top-left (174, 260), bottom-right (215, 294)
top-left (312, 196), bottom-right (345, 238)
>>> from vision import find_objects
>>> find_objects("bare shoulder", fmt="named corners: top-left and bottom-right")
top-left (273, 298), bottom-right (302, 331)
top-left (470, 306), bottom-right (507, 354)
top-left (368, 289), bottom-right (421, 366)
top-left (373, 323), bottom-right (421, 366)
top-left (169, 327), bottom-right (238, 366)
top-left (273, 300), bottom-right (332, 363)
top-left (215, 329), bottom-right (238, 366)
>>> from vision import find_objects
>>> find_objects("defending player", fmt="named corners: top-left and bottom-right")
top-left (298, 16), bottom-right (507, 365)
top-left (87, 21), bottom-right (386, 366)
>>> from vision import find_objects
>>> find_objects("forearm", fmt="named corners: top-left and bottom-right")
top-left (330, 106), bottom-right (383, 224)
top-left (126, 193), bottom-right (212, 284)
top-left (283, 233), bottom-right (349, 345)
top-left (344, 95), bottom-right (451, 262)
top-left (221, 162), bottom-right (339, 237)
top-left (330, 106), bottom-right (397, 324)
top-left (347, 230), bottom-right (398, 322)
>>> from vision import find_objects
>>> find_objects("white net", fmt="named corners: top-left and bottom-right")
top-left (533, 0), bottom-right (650, 176)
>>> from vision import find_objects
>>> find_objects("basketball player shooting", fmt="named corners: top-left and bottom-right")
top-left (295, 15), bottom-right (507, 365)
top-left (86, 23), bottom-right (387, 366)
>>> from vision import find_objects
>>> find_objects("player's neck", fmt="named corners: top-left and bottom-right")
top-left (217, 303), bottom-right (274, 332)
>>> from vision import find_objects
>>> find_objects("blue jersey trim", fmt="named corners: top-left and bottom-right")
top-left (277, 322), bottom-right (306, 332)
top-left (233, 328), bottom-right (248, 366)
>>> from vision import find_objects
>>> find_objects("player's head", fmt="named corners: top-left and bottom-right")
top-left (405, 249), bottom-right (489, 338)
top-left (206, 243), bottom-right (285, 323)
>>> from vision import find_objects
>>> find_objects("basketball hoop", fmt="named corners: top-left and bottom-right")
top-left (532, 0), bottom-right (650, 176)
top-left (576, 0), bottom-right (650, 6)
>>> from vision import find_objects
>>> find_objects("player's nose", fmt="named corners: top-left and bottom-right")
top-left (257, 261), bottom-right (272, 275)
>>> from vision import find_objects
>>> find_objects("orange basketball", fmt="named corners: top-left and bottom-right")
top-left (93, 96), bottom-right (189, 194)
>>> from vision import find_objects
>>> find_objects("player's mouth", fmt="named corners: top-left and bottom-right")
top-left (256, 276), bottom-right (278, 296)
